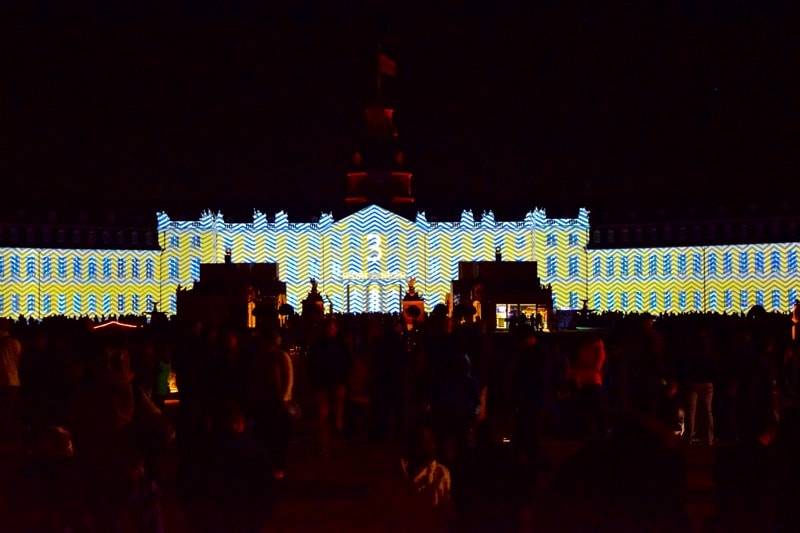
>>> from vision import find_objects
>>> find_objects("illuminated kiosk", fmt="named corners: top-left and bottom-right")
top-left (175, 252), bottom-right (286, 330)
top-left (452, 259), bottom-right (553, 332)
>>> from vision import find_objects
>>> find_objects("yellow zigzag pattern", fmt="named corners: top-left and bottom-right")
top-left (1, 207), bottom-right (798, 317)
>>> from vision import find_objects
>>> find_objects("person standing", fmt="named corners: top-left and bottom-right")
top-left (685, 328), bottom-right (717, 445)
top-left (250, 328), bottom-right (294, 479)
top-left (307, 316), bottom-right (352, 459)
top-left (0, 320), bottom-right (23, 444)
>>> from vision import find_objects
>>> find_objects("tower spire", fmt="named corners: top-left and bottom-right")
top-left (377, 43), bottom-right (382, 103)
top-left (376, 45), bottom-right (396, 105)
top-left (345, 49), bottom-right (411, 205)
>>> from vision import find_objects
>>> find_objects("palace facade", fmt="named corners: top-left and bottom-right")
top-left (2, 202), bottom-right (799, 322)
top-left (3, 80), bottom-right (798, 321)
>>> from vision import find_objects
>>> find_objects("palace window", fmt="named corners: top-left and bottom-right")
top-left (26, 257), bottom-right (36, 279)
top-left (772, 290), bottom-right (781, 310)
top-left (145, 258), bottom-right (155, 280)
top-left (771, 251), bottom-right (781, 273)
top-left (708, 254), bottom-right (717, 276)
top-left (546, 256), bottom-right (557, 277)
top-left (131, 258), bottom-right (140, 280)
top-left (73, 257), bottom-right (82, 280)
top-left (693, 253), bottom-right (702, 275)
top-left (88, 258), bottom-right (97, 280)
top-left (568, 256), bottom-right (579, 277)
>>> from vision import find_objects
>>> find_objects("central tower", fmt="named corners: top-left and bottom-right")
top-left (345, 51), bottom-right (413, 205)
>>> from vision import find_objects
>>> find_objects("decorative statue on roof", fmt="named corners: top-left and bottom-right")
top-left (302, 278), bottom-right (325, 320)
top-left (404, 277), bottom-right (423, 301)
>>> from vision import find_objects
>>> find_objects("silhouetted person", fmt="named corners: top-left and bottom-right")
top-left (307, 316), bottom-right (352, 458)
top-left (510, 326), bottom-right (546, 478)
top-left (712, 411), bottom-right (778, 531)
top-left (684, 327), bottom-right (717, 445)
top-left (0, 320), bottom-right (23, 444)
top-left (537, 345), bottom-right (690, 532)
top-left (188, 401), bottom-right (275, 533)
top-left (431, 352), bottom-right (480, 468)
top-left (210, 327), bottom-right (252, 414)
top-left (249, 327), bottom-right (294, 478)
top-left (774, 406), bottom-right (800, 531)
top-left (367, 319), bottom-right (406, 442)
top-left (558, 335), bottom-right (609, 440)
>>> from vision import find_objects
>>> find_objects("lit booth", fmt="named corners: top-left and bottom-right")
top-left (451, 260), bottom-right (553, 333)
top-left (176, 256), bottom-right (287, 330)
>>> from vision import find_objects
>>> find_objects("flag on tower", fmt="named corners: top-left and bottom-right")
top-left (379, 52), bottom-right (397, 77)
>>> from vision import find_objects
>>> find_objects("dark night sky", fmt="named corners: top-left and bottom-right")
top-left (2, 1), bottom-right (798, 221)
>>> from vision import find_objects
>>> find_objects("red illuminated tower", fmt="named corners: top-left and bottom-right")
top-left (345, 51), bottom-right (413, 204)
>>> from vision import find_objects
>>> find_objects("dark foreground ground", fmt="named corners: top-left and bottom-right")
top-left (1, 408), bottom-right (717, 533)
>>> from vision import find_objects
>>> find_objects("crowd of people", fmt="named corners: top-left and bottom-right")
top-left (0, 305), bottom-right (799, 531)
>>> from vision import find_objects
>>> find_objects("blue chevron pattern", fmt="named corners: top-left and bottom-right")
top-left (2, 206), bottom-right (799, 317)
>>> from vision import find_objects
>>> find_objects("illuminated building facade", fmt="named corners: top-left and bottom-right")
top-left (0, 210), bottom-right (162, 318)
top-left (2, 203), bottom-right (798, 320)
top-left (157, 205), bottom-right (589, 317)
top-left (2, 74), bottom-right (799, 320)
